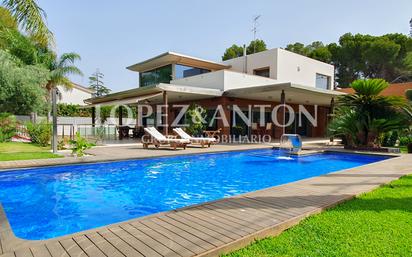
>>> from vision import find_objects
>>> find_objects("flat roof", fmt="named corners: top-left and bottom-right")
top-left (84, 84), bottom-right (223, 106)
top-left (224, 82), bottom-right (345, 106)
top-left (126, 51), bottom-right (231, 73)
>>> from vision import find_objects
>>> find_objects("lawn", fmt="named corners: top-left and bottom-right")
top-left (0, 142), bottom-right (61, 161)
top-left (225, 175), bottom-right (412, 257)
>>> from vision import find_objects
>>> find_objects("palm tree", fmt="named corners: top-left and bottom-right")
top-left (329, 79), bottom-right (411, 147)
top-left (2, 0), bottom-right (53, 46)
top-left (45, 52), bottom-right (83, 93)
top-left (45, 52), bottom-right (83, 152)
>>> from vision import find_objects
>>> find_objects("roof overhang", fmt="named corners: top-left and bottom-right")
top-left (126, 52), bottom-right (231, 72)
top-left (83, 84), bottom-right (223, 107)
top-left (224, 82), bottom-right (346, 106)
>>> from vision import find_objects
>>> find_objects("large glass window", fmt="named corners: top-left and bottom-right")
top-left (175, 64), bottom-right (210, 79)
top-left (253, 67), bottom-right (270, 78)
top-left (316, 73), bottom-right (331, 90)
top-left (139, 65), bottom-right (172, 87)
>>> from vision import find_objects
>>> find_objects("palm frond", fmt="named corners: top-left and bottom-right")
top-left (350, 78), bottom-right (388, 96)
top-left (2, 0), bottom-right (54, 46)
top-left (58, 52), bottom-right (81, 66)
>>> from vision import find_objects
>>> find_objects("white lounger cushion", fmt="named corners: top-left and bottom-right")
top-left (173, 128), bottom-right (216, 142)
top-left (144, 127), bottom-right (190, 143)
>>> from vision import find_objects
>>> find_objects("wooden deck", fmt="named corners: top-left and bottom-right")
top-left (0, 153), bottom-right (411, 257)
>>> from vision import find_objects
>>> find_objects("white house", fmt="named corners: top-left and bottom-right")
top-left (58, 83), bottom-right (94, 106)
top-left (85, 48), bottom-right (343, 138)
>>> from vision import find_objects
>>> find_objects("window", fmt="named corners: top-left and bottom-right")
top-left (316, 73), bottom-right (330, 90)
top-left (253, 67), bottom-right (270, 78)
top-left (139, 65), bottom-right (172, 87)
top-left (175, 64), bottom-right (210, 79)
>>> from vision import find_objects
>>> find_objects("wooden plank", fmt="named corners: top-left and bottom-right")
top-left (86, 232), bottom-right (125, 257)
top-left (245, 195), bottom-right (318, 215)
top-left (130, 221), bottom-right (195, 257)
top-left (0, 253), bottom-right (15, 257)
top-left (98, 229), bottom-right (143, 257)
top-left (14, 248), bottom-right (33, 257)
top-left (59, 238), bottom-right (87, 257)
top-left (151, 217), bottom-right (215, 251)
top-left (119, 223), bottom-right (178, 257)
top-left (73, 235), bottom-right (106, 257)
top-left (109, 226), bottom-right (162, 257)
top-left (189, 206), bottom-right (256, 235)
top-left (193, 204), bottom-right (259, 230)
top-left (209, 200), bottom-right (282, 227)
top-left (252, 187), bottom-right (335, 207)
top-left (200, 202), bottom-right (269, 229)
top-left (223, 197), bottom-right (294, 221)
top-left (241, 196), bottom-right (305, 216)
top-left (169, 211), bottom-right (236, 242)
top-left (45, 241), bottom-right (69, 257)
top-left (180, 208), bottom-right (249, 237)
top-left (30, 245), bottom-right (51, 257)
top-left (139, 219), bottom-right (204, 255)
top-left (158, 215), bottom-right (226, 247)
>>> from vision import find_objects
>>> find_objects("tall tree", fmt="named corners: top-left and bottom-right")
top-left (286, 41), bottom-right (332, 62)
top-left (2, 0), bottom-right (53, 46)
top-left (286, 42), bottom-right (309, 56)
top-left (246, 39), bottom-right (267, 55)
top-left (45, 52), bottom-right (83, 93)
top-left (0, 50), bottom-right (49, 114)
top-left (89, 70), bottom-right (111, 97)
top-left (222, 44), bottom-right (244, 61)
top-left (222, 40), bottom-right (268, 61)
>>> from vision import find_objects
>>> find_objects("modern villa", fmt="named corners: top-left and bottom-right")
top-left (85, 48), bottom-right (344, 139)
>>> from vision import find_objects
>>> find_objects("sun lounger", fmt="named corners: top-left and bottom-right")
top-left (143, 127), bottom-right (190, 150)
top-left (173, 128), bottom-right (216, 147)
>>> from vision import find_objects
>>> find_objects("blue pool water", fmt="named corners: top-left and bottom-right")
top-left (0, 149), bottom-right (387, 240)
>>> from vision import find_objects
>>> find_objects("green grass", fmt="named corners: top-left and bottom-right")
top-left (399, 146), bottom-right (408, 154)
top-left (225, 175), bottom-right (412, 257)
top-left (0, 142), bottom-right (61, 161)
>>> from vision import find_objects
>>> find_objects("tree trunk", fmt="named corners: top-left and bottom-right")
top-left (51, 87), bottom-right (58, 153)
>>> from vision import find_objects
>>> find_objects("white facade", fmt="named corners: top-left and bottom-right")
top-left (222, 48), bottom-right (335, 90)
top-left (57, 84), bottom-right (94, 105)
top-left (171, 69), bottom-right (278, 91)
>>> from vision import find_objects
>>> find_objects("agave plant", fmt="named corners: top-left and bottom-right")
top-left (329, 79), bottom-right (411, 147)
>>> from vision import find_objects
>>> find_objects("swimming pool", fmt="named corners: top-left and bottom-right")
top-left (0, 149), bottom-right (388, 240)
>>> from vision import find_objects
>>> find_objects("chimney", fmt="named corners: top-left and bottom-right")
top-left (243, 44), bottom-right (247, 73)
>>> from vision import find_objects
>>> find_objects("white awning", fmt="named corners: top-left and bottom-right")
top-left (82, 92), bottom-right (163, 107)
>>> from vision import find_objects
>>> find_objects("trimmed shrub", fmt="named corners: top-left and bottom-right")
top-left (0, 113), bottom-right (17, 142)
top-left (26, 121), bottom-right (51, 146)
top-left (57, 103), bottom-right (91, 117)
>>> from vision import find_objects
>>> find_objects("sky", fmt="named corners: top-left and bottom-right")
top-left (37, 0), bottom-right (412, 92)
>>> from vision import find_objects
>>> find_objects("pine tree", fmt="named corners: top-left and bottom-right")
top-left (89, 69), bottom-right (111, 97)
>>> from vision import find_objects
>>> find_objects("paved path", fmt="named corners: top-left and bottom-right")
top-left (0, 152), bottom-right (410, 257)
